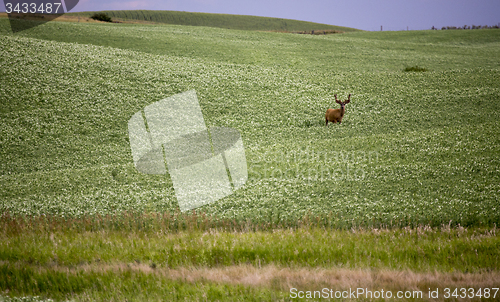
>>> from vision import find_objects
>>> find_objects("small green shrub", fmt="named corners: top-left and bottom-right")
top-left (90, 13), bottom-right (112, 23)
top-left (404, 66), bottom-right (428, 72)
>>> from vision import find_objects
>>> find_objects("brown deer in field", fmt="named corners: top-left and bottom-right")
top-left (325, 94), bottom-right (350, 126)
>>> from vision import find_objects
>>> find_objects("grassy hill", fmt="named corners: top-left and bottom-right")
top-left (69, 10), bottom-right (360, 32)
top-left (0, 18), bottom-right (499, 301)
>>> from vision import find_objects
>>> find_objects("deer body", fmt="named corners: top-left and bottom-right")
top-left (325, 107), bottom-right (345, 124)
top-left (325, 94), bottom-right (350, 126)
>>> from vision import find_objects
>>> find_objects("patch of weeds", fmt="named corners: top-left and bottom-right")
top-left (302, 120), bottom-right (322, 127)
top-left (403, 66), bottom-right (428, 72)
top-left (90, 13), bottom-right (112, 23)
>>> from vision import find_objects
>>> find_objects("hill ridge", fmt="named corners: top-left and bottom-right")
top-left (69, 10), bottom-right (360, 32)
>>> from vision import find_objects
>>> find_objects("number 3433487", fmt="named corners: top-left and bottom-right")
top-left (444, 288), bottom-right (499, 299)
top-left (5, 2), bottom-right (63, 14)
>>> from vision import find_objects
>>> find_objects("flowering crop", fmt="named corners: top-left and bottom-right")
top-left (0, 21), bottom-right (499, 227)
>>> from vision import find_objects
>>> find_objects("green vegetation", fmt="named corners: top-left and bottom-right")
top-left (89, 13), bottom-right (112, 23)
top-left (1, 214), bottom-right (499, 272)
top-left (0, 296), bottom-right (54, 302)
top-left (1, 214), bottom-right (499, 301)
top-left (0, 263), bottom-right (285, 301)
top-left (0, 16), bottom-right (499, 301)
top-left (403, 66), bottom-right (428, 72)
top-left (69, 10), bottom-right (359, 32)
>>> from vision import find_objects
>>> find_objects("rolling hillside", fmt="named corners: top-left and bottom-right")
top-left (0, 17), bottom-right (499, 301)
top-left (69, 10), bottom-right (360, 32)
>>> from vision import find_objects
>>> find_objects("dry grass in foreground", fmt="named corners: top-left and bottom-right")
top-left (2, 261), bottom-right (500, 301)
top-left (100, 263), bottom-right (500, 294)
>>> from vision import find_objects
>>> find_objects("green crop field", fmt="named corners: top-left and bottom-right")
top-left (1, 19), bottom-right (499, 226)
top-left (0, 15), bottom-right (499, 301)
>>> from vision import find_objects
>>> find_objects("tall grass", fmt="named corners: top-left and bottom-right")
top-left (1, 212), bottom-right (499, 273)
top-left (1, 212), bottom-right (499, 300)
top-left (0, 263), bottom-right (285, 302)
top-left (2, 262), bottom-right (499, 301)
top-left (0, 210), bottom-right (488, 235)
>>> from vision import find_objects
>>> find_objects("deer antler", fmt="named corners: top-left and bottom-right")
top-left (345, 94), bottom-right (351, 104)
top-left (335, 94), bottom-right (341, 104)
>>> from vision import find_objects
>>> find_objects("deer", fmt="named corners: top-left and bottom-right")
top-left (325, 94), bottom-right (350, 126)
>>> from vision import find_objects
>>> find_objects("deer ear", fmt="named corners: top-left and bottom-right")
top-left (336, 99), bottom-right (341, 104)
top-left (344, 99), bottom-right (350, 104)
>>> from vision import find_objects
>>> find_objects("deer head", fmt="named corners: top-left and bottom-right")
top-left (335, 94), bottom-right (350, 109)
